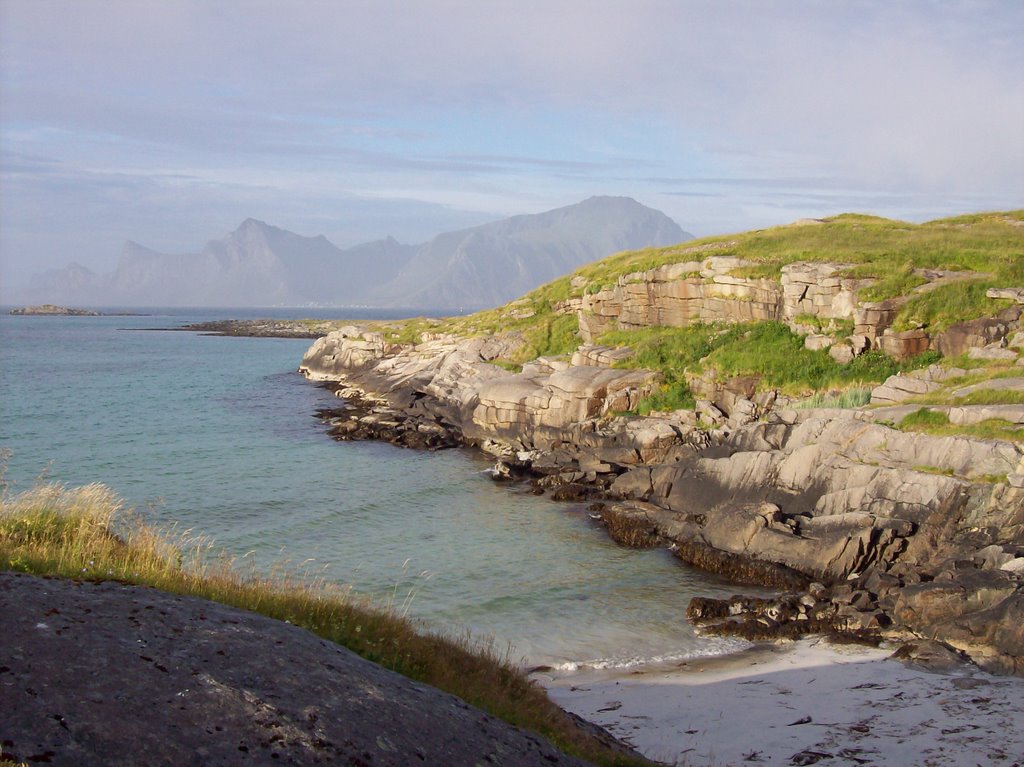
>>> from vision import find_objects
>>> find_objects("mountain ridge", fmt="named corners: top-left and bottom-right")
top-left (19, 197), bottom-right (691, 310)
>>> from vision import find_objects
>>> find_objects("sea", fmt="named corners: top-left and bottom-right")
top-left (0, 308), bottom-right (756, 670)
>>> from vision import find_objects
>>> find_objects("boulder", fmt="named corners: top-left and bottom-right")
top-left (986, 287), bottom-right (1024, 303)
top-left (879, 328), bottom-right (930, 361)
top-left (934, 316), bottom-right (1014, 357)
top-left (829, 343), bottom-right (855, 364)
top-left (870, 373), bottom-right (941, 404)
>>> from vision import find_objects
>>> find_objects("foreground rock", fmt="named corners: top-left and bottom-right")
top-left (299, 326), bottom-right (1024, 674)
top-left (0, 572), bottom-right (593, 767)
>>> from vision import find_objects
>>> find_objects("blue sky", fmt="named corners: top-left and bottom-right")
top-left (1, 0), bottom-right (1022, 288)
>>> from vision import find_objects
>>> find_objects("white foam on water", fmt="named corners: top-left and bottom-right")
top-left (547, 636), bottom-right (753, 673)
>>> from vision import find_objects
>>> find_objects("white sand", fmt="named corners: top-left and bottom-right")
top-left (539, 638), bottom-right (1024, 766)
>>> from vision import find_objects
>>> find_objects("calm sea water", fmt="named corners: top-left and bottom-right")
top-left (0, 309), bottom-right (753, 668)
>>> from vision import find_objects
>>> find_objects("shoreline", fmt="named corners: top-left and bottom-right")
top-left (297, 326), bottom-right (1024, 676)
top-left (538, 636), bottom-right (1024, 766)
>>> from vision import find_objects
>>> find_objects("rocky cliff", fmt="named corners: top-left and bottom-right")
top-left (299, 213), bottom-right (1024, 674)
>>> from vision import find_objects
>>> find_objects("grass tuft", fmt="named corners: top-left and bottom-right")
top-left (795, 387), bottom-right (874, 409)
top-left (0, 483), bottom-right (650, 767)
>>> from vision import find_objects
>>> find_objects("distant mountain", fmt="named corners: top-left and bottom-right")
top-left (21, 221), bottom-right (416, 308)
top-left (19, 197), bottom-right (690, 309)
top-left (370, 196), bottom-right (689, 309)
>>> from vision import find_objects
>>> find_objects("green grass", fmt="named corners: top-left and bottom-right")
top-left (854, 261), bottom-right (929, 302)
top-left (950, 389), bottom-right (1024, 406)
top-left (580, 209), bottom-right (1020, 282)
top-left (633, 381), bottom-right (697, 414)
top-left (795, 387), bottom-right (874, 409)
top-left (0, 483), bottom-right (650, 767)
top-left (912, 387), bottom-right (1024, 407)
top-left (897, 408), bottom-right (1024, 442)
top-left (912, 465), bottom-right (956, 477)
top-left (513, 312), bottom-right (580, 363)
top-left (790, 314), bottom-right (855, 336)
top-left (892, 279), bottom-right (1014, 331)
top-left (596, 322), bottom-right (935, 412)
top-left (899, 407), bottom-right (952, 429)
top-left (599, 324), bottom-right (722, 413)
top-left (695, 322), bottom-right (924, 392)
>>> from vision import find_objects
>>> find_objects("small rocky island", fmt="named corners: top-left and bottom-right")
top-left (9, 304), bottom-right (100, 316)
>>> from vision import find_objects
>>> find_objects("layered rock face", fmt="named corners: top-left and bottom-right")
top-left (300, 324), bottom-right (1024, 674)
top-left (567, 256), bottom-right (869, 342)
top-left (563, 256), bottom-right (1024, 363)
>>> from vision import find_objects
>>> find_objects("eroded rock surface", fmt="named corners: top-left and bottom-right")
top-left (0, 573), bottom-right (593, 767)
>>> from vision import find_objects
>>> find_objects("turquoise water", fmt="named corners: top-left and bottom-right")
top-left (0, 310), bottom-right (753, 667)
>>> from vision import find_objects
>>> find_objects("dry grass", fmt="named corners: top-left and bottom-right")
top-left (0, 482), bottom-right (651, 767)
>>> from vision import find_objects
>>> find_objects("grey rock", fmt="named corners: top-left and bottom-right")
top-left (968, 344), bottom-right (1018, 361)
top-left (0, 573), bottom-right (591, 767)
top-left (890, 639), bottom-right (975, 674)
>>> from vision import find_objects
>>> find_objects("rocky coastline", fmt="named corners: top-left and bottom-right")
top-left (298, 260), bottom-right (1024, 676)
top-left (177, 318), bottom-right (353, 338)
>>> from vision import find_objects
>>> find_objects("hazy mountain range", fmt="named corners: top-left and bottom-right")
top-left (19, 196), bottom-right (690, 310)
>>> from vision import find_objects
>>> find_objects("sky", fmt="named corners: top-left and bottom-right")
top-left (1, 0), bottom-right (1022, 289)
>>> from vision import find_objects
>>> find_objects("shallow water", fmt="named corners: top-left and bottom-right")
top-left (0, 309), bottom-right (755, 667)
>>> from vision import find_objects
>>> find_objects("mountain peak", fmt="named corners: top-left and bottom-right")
top-left (234, 218), bottom-right (276, 236)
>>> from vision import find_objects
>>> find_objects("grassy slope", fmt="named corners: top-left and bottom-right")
top-left (352, 209), bottom-right (1023, 430)
top-left (0, 483), bottom-right (649, 767)
top-left (573, 210), bottom-right (1024, 309)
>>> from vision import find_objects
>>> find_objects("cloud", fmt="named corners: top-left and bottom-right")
top-left (1, 0), bottom-right (1021, 282)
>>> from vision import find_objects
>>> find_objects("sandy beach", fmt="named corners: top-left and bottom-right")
top-left (539, 638), bottom-right (1024, 767)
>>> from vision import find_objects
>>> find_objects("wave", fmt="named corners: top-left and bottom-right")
top-left (542, 636), bottom-right (753, 673)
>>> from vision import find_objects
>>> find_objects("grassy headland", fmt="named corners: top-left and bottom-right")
top-left (370, 209), bottom-right (1022, 347)
top-left (0, 483), bottom-right (650, 767)
top-left (349, 210), bottom-right (1023, 426)
top-left (575, 210), bottom-right (1024, 311)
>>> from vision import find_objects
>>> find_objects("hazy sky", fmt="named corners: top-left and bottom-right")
top-left (1, 0), bottom-right (1022, 287)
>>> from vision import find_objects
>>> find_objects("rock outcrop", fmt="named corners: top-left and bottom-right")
top-left (557, 255), bottom-right (1024, 363)
top-left (0, 572), bottom-right (593, 767)
top-left (299, 321), bottom-right (1024, 674)
top-left (565, 256), bottom-right (870, 344)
